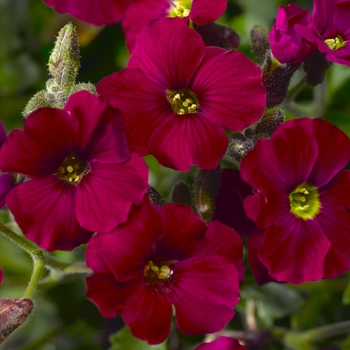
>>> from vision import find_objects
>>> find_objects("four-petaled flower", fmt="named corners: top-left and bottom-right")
top-left (98, 17), bottom-right (266, 171)
top-left (86, 195), bottom-right (243, 344)
top-left (241, 118), bottom-right (350, 284)
top-left (0, 91), bottom-right (149, 251)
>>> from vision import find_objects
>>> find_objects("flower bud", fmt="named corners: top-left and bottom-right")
top-left (194, 167), bottom-right (221, 221)
top-left (193, 22), bottom-right (240, 50)
top-left (48, 23), bottom-right (80, 91)
top-left (172, 182), bottom-right (191, 205)
top-left (263, 51), bottom-right (299, 108)
top-left (0, 298), bottom-right (34, 342)
top-left (250, 25), bottom-right (270, 65)
top-left (227, 133), bottom-right (257, 162)
top-left (254, 109), bottom-right (285, 139)
top-left (147, 187), bottom-right (166, 207)
top-left (303, 51), bottom-right (332, 86)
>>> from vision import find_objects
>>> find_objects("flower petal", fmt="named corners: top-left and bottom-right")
top-left (190, 48), bottom-right (266, 131)
top-left (190, 0), bottom-right (227, 25)
top-left (0, 173), bottom-right (15, 208)
top-left (6, 177), bottom-right (92, 251)
top-left (76, 154), bottom-right (149, 233)
top-left (122, 281), bottom-right (173, 344)
top-left (128, 17), bottom-right (205, 90)
top-left (259, 215), bottom-right (331, 284)
top-left (65, 91), bottom-right (130, 164)
top-left (0, 108), bottom-right (73, 177)
top-left (172, 255), bottom-right (239, 335)
top-left (149, 113), bottom-right (228, 171)
top-left (97, 68), bottom-right (171, 156)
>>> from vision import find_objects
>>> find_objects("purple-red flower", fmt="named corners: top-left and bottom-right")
top-left (122, 0), bottom-right (227, 52)
top-left (0, 91), bottom-right (149, 251)
top-left (296, 0), bottom-right (350, 66)
top-left (86, 195), bottom-right (243, 344)
top-left (0, 122), bottom-right (15, 209)
top-left (43, 0), bottom-right (130, 25)
top-left (240, 118), bottom-right (350, 284)
top-left (98, 18), bottom-right (265, 171)
top-left (0, 269), bottom-right (3, 284)
top-left (195, 337), bottom-right (246, 350)
top-left (269, 4), bottom-right (316, 63)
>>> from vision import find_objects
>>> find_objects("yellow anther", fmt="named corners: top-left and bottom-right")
top-left (67, 165), bottom-right (74, 173)
top-left (324, 36), bottom-right (346, 50)
top-left (151, 265), bottom-right (159, 272)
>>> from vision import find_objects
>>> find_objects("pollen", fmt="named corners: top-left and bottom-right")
top-left (288, 183), bottom-right (321, 220)
top-left (324, 35), bottom-right (346, 50)
top-left (168, 0), bottom-right (192, 18)
top-left (56, 153), bottom-right (89, 185)
top-left (166, 88), bottom-right (199, 115)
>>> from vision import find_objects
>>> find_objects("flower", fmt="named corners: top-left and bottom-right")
top-left (122, 0), bottom-right (227, 53)
top-left (43, 0), bottom-right (131, 26)
top-left (0, 122), bottom-right (15, 209)
top-left (98, 17), bottom-right (266, 171)
top-left (213, 169), bottom-right (275, 284)
top-left (0, 269), bottom-right (3, 284)
top-left (269, 3), bottom-right (316, 63)
top-left (195, 336), bottom-right (246, 350)
top-left (240, 118), bottom-right (350, 284)
top-left (296, 0), bottom-right (350, 66)
top-left (86, 195), bottom-right (243, 344)
top-left (0, 91), bottom-right (149, 251)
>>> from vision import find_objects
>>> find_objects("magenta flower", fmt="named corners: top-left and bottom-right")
top-left (0, 122), bottom-right (15, 209)
top-left (241, 118), bottom-right (350, 284)
top-left (98, 18), bottom-right (266, 171)
top-left (296, 0), bottom-right (350, 66)
top-left (195, 337), bottom-right (246, 350)
top-left (0, 91), bottom-right (149, 251)
top-left (0, 269), bottom-right (3, 284)
top-left (122, 0), bottom-right (227, 52)
top-left (86, 195), bottom-right (243, 344)
top-left (269, 3), bottom-right (316, 63)
top-left (43, 0), bottom-right (130, 25)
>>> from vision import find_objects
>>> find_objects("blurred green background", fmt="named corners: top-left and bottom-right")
top-left (0, 0), bottom-right (350, 349)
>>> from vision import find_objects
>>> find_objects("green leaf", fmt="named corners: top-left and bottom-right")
top-left (109, 326), bottom-right (167, 350)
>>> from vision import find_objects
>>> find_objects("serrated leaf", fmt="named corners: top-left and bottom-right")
top-left (109, 326), bottom-right (167, 350)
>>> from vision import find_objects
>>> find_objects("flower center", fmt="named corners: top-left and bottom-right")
top-left (324, 35), bottom-right (346, 50)
top-left (143, 260), bottom-right (175, 289)
top-left (56, 153), bottom-right (88, 185)
top-left (167, 0), bottom-right (192, 18)
top-left (166, 88), bottom-right (199, 115)
top-left (288, 183), bottom-right (321, 220)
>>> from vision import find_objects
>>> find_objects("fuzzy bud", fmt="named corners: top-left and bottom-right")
top-left (263, 51), bottom-right (300, 108)
top-left (0, 298), bottom-right (34, 342)
top-left (227, 132), bottom-right (257, 162)
top-left (193, 22), bottom-right (240, 50)
top-left (193, 167), bottom-right (221, 221)
top-left (303, 51), bottom-right (332, 86)
top-left (255, 110), bottom-right (285, 139)
top-left (48, 23), bottom-right (80, 91)
top-left (147, 187), bottom-right (166, 207)
top-left (250, 25), bottom-right (270, 65)
top-left (172, 182), bottom-right (191, 205)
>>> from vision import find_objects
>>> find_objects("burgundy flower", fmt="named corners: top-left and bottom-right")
top-left (213, 169), bottom-right (275, 284)
top-left (269, 4), bottom-right (316, 63)
top-left (86, 195), bottom-right (243, 344)
top-left (122, 0), bottom-right (227, 53)
top-left (195, 336), bottom-right (246, 350)
top-left (296, 0), bottom-right (350, 66)
top-left (98, 18), bottom-right (266, 171)
top-left (43, 0), bottom-right (130, 25)
top-left (0, 122), bottom-right (15, 208)
top-left (240, 118), bottom-right (350, 284)
top-left (0, 91), bottom-right (149, 251)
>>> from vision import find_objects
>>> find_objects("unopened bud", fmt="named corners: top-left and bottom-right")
top-left (22, 91), bottom-right (50, 117)
top-left (303, 51), bottom-right (332, 86)
top-left (250, 25), bottom-right (270, 65)
top-left (193, 22), bottom-right (240, 50)
top-left (147, 187), bottom-right (166, 207)
top-left (255, 110), bottom-right (285, 139)
top-left (263, 51), bottom-right (299, 108)
top-left (194, 167), bottom-right (221, 221)
top-left (172, 182), bottom-right (191, 205)
top-left (0, 298), bottom-right (34, 342)
top-left (227, 132), bottom-right (257, 162)
top-left (48, 23), bottom-right (80, 90)
top-left (71, 82), bottom-right (97, 96)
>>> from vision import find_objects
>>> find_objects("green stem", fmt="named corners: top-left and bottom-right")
top-left (304, 320), bottom-right (350, 342)
top-left (286, 75), bottom-right (307, 101)
top-left (0, 222), bottom-right (45, 298)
